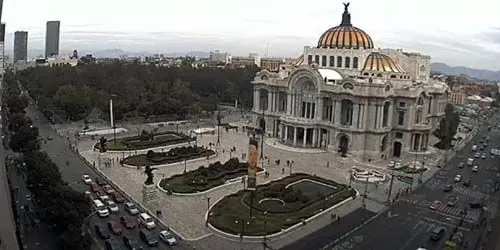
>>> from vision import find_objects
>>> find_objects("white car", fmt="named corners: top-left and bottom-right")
top-left (481, 153), bottom-right (487, 159)
top-left (474, 153), bottom-right (480, 158)
top-left (82, 174), bottom-right (92, 185)
top-left (124, 202), bottom-right (140, 215)
top-left (454, 175), bottom-right (462, 182)
top-left (159, 230), bottom-right (177, 246)
top-left (106, 200), bottom-right (119, 213)
top-left (472, 166), bottom-right (479, 172)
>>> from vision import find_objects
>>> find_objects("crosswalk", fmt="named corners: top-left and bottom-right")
top-left (417, 200), bottom-right (481, 222)
top-left (425, 179), bottom-right (489, 200)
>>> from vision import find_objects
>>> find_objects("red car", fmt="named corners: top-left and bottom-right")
top-left (91, 183), bottom-right (101, 193)
top-left (120, 216), bottom-right (137, 229)
top-left (103, 185), bottom-right (115, 195)
top-left (107, 221), bottom-right (122, 235)
top-left (112, 192), bottom-right (125, 203)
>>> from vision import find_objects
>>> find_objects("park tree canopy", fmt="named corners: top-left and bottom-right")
top-left (433, 103), bottom-right (460, 149)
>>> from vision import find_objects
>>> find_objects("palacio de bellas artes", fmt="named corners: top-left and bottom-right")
top-left (251, 3), bottom-right (449, 163)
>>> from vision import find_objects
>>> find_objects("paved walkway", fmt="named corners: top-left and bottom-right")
top-left (76, 121), bottom-right (478, 242)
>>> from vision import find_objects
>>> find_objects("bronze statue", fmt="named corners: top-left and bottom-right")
top-left (99, 136), bottom-right (107, 153)
top-left (144, 165), bottom-right (158, 185)
top-left (343, 2), bottom-right (350, 12)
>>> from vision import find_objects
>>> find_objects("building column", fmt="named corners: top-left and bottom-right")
top-left (303, 128), bottom-right (307, 147)
top-left (312, 128), bottom-right (317, 148)
top-left (334, 100), bottom-right (341, 125)
top-left (317, 98), bottom-right (323, 121)
top-left (293, 127), bottom-right (297, 146)
top-left (388, 104), bottom-right (393, 127)
top-left (291, 94), bottom-right (296, 116)
top-left (353, 103), bottom-right (360, 128)
top-left (254, 89), bottom-right (260, 111)
top-left (284, 125), bottom-right (289, 143)
top-left (286, 94), bottom-right (292, 114)
top-left (267, 91), bottom-right (272, 112)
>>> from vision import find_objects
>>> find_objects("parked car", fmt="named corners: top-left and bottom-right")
top-left (443, 185), bottom-right (453, 192)
top-left (475, 152), bottom-right (480, 158)
top-left (430, 227), bottom-right (446, 241)
top-left (120, 216), bottom-right (137, 229)
top-left (82, 174), bottom-right (92, 185)
top-left (103, 185), bottom-right (115, 194)
top-left (454, 175), bottom-right (462, 182)
top-left (447, 196), bottom-right (458, 207)
top-left (139, 213), bottom-right (156, 230)
top-left (472, 166), bottom-right (479, 172)
top-left (112, 192), bottom-right (125, 203)
top-left (125, 202), bottom-right (140, 215)
top-left (139, 229), bottom-right (159, 247)
top-left (122, 236), bottom-right (143, 250)
top-left (458, 162), bottom-right (464, 168)
top-left (469, 201), bottom-right (483, 209)
top-left (91, 183), bottom-right (101, 193)
top-left (96, 177), bottom-right (106, 186)
top-left (97, 191), bottom-right (110, 201)
top-left (429, 200), bottom-right (441, 210)
top-left (481, 153), bottom-right (487, 159)
top-left (94, 225), bottom-right (110, 239)
top-left (159, 230), bottom-right (177, 246)
top-left (106, 200), bottom-right (119, 213)
top-left (104, 240), bottom-right (121, 250)
top-left (107, 221), bottom-right (122, 235)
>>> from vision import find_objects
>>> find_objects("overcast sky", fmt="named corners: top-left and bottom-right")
top-left (3, 0), bottom-right (500, 70)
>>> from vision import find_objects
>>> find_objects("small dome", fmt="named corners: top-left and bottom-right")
top-left (317, 3), bottom-right (374, 50)
top-left (362, 52), bottom-right (405, 73)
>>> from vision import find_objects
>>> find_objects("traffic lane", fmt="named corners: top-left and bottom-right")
top-left (330, 203), bottom-right (465, 250)
top-left (280, 209), bottom-right (376, 250)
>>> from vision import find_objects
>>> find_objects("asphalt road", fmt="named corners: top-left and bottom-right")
top-left (25, 103), bottom-right (191, 250)
top-left (327, 114), bottom-right (500, 250)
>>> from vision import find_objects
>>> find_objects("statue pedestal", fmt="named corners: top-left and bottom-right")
top-left (142, 183), bottom-right (158, 203)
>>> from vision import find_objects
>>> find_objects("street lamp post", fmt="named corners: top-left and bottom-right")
top-left (262, 211), bottom-right (268, 250)
top-left (289, 160), bottom-right (294, 175)
top-left (260, 109), bottom-right (265, 160)
top-left (206, 196), bottom-right (211, 211)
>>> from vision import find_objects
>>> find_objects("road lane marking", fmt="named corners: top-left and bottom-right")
top-left (407, 213), bottom-right (471, 232)
top-left (400, 220), bottom-right (427, 250)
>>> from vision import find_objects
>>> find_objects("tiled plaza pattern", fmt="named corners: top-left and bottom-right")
top-left (74, 117), bottom-right (477, 245)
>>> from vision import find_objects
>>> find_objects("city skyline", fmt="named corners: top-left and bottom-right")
top-left (2, 0), bottom-right (500, 70)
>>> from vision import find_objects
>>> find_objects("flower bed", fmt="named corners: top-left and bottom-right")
top-left (159, 158), bottom-right (263, 193)
top-left (121, 146), bottom-right (214, 166)
top-left (94, 131), bottom-right (194, 151)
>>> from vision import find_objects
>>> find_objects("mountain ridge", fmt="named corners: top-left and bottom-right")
top-left (431, 63), bottom-right (500, 82)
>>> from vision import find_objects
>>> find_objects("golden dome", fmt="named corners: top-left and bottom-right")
top-left (317, 3), bottom-right (374, 49)
top-left (362, 52), bottom-right (405, 73)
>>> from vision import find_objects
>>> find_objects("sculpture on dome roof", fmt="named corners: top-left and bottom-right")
top-left (341, 2), bottom-right (352, 26)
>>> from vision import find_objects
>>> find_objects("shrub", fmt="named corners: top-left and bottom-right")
top-left (283, 191), bottom-right (298, 203)
top-left (269, 184), bottom-right (285, 193)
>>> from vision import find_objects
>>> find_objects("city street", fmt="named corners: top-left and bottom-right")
top-left (25, 103), bottom-right (191, 250)
top-left (325, 115), bottom-right (500, 250)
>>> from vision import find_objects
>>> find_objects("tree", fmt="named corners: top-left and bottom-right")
top-left (8, 112), bottom-right (32, 133)
top-left (10, 126), bottom-right (39, 152)
top-left (433, 103), bottom-right (460, 149)
top-left (5, 95), bottom-right (28, 114)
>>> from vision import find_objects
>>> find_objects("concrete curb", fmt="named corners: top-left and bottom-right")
top-left (205, 188), bottom-right (360, 243)
top-left (157, 169), bottom-right (267, 196)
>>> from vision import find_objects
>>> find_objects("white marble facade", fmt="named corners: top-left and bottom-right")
top-left (251, 4), bottom-right (449, 162)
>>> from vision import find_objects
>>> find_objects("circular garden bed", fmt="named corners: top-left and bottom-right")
top-left (208, 173), bottom-right (356, 236)
top-left (94, 130), bottom-right (194, 151)
top-left (121, 146), bottom-right (214, 167)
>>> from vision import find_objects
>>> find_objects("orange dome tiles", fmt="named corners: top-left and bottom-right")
top-left (362, 52), bottom-right (405, 73)
top-left (317, 26), bottom-right (374, 50)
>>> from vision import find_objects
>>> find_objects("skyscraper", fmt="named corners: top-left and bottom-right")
top-left (45, 21), bottom-right (60, 58)
top-left (14, 31), bottom-right (28, 62)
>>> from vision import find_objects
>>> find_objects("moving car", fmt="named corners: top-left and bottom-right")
top-left (469, 201), bottom-right (483, 209)
top-left (94, 225), bottom-right (110, 239)
top-left (122, 236), bottom-right (143, 250)
top-left (93, 199), bottom-right (110, 217)
top-left (106, 200), bottom-right (119, 213)
top-left (82, 174), bottom-right (92, 185)
top-left (107, 221), bottom-right (123, 235)
top-left (457, 162), bottom-right (464, 168)
top-left (139, 229), bottom-right (159, 247)
top-left (443, 184), bottom-right (453, 192)
top-left (447, 196), bottom-right (458, 207)
top-left (97, 191), bottom-right (110, 201)
top-left (120, 216), bottom-right (137, 229)
top-left (159, 230), bottom-right (177, 246)
top-left (474, 152), bottom-right (480, 158)
top-left (430, 200), bottom-right (441, 210)
top-left (481, 153), bottom-right (487, 159)
top-left (472, 166), bottom-right (479, 172)
top-left (430, 227), bottom-right (446, 241)
top-left (472, 145), bottom-right (478, 151)
top-left (125, 202), bottom-right (140, 215)
top-left (467, 158), bottom-right (474, 166)
top-left (454, 175), bottom-right (462, 182)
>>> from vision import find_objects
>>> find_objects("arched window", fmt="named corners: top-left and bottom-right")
top-left (376, 73), bottom-right (382, 77)
top-left (340, 99), bottom-right (354, 126)
top-left (353, 57), bottom-right (358, 69)
top-left (321, 55), bottom-right (327, 66)
top-left (390, 75), bottom-right (396, 79)
top-left (337, 56), bottom-right (342, 68)
top-left (314, 55), bottom-right (320, 64)
top-left (307, 55), bottom-right (312, 65)
top-left (345, 57), bottom-right (350, 68)
top-left (382, 102), bottom-right (390, 127)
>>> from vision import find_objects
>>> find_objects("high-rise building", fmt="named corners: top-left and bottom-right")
top-left (45, 21), bottom-right (60, 58)
top-left (14, 31), bottom-right (28, 63)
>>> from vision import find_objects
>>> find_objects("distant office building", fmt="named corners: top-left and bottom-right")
top-left (209, 50), bottom-right (230, 64)
top-left (45, 21), bottom-right (60, 58)
top-left (14, 31), bottom-right (28, 63)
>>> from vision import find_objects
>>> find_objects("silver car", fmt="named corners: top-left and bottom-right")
top-left (125, 202), bottom-right (139, 215)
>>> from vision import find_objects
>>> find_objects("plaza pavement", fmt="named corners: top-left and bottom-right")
top-left (72, 115), bottom-right (477, 248)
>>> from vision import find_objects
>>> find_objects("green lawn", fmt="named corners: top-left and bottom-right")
top-left (121, 146), bottom-right (214, 166)
top-left (207, 173), bottom-right (356, 236)
top-left (96, 131), bottom-right (194, 151)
